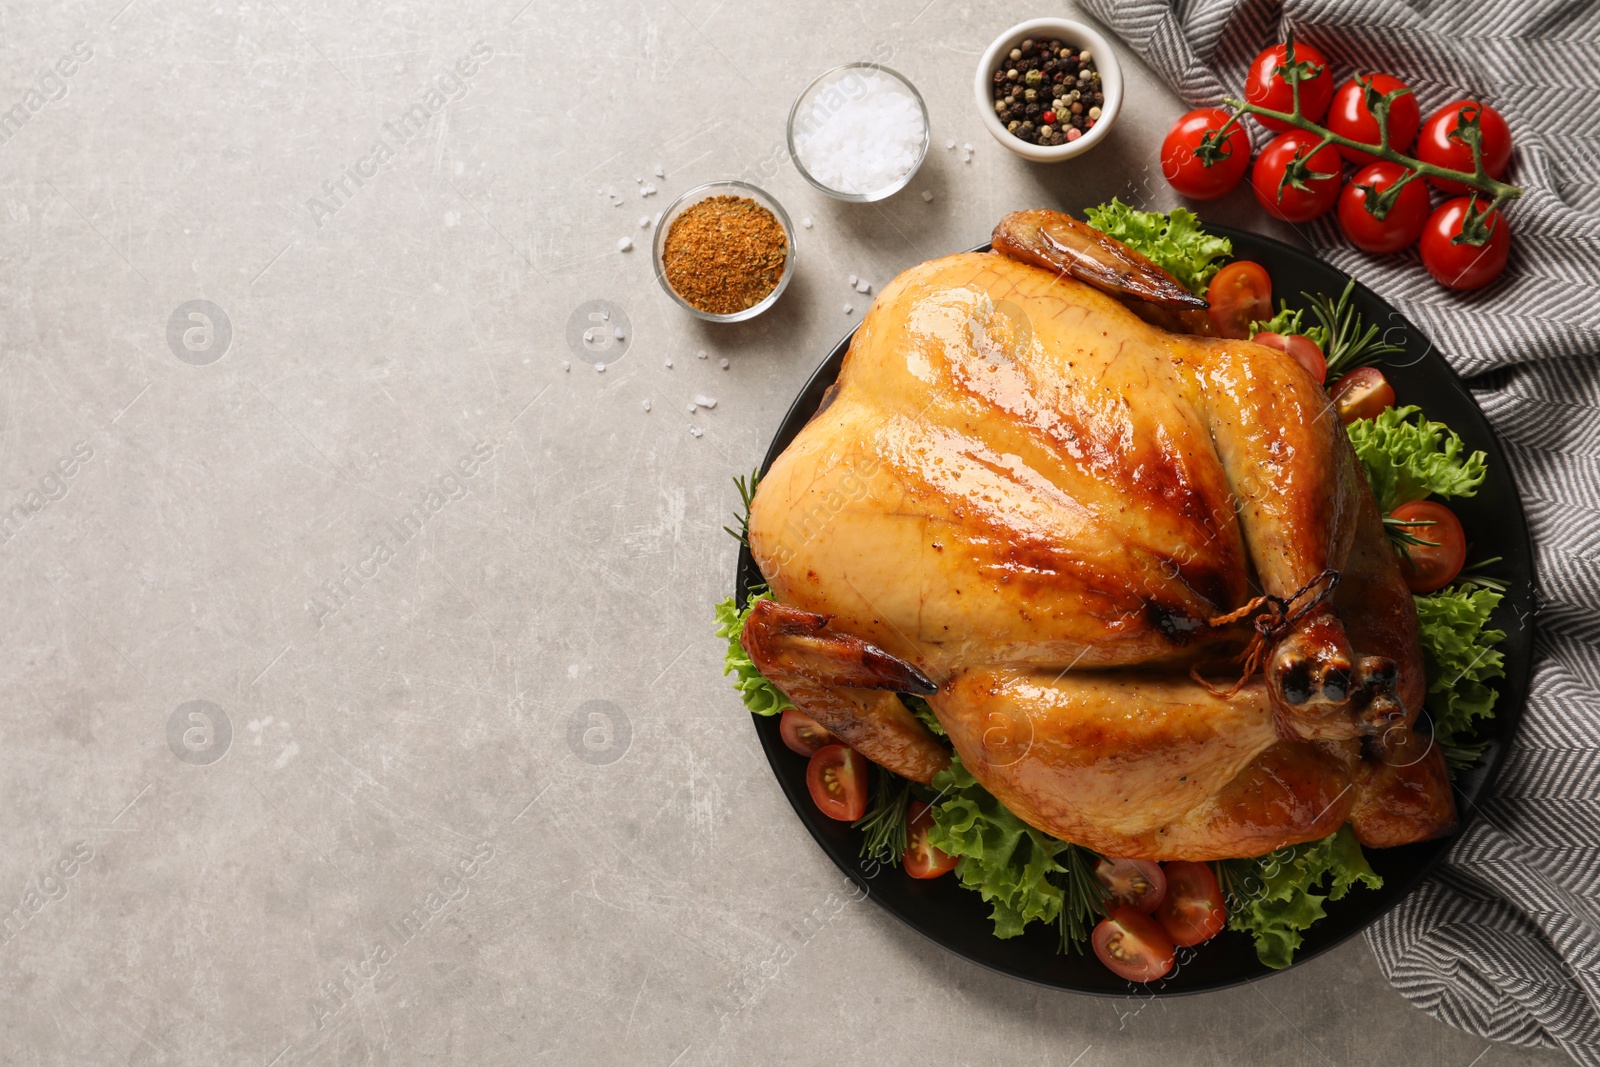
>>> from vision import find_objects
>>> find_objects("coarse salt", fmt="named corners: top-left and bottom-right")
top-left (642, 399), bottom-right (651, 412)
top-left (690, 426), bottom-right (703, 437)
top-left (613, 327), bottom-right (625, 340)
top-left (665, 358), bottom-right (673, 368)
top-left (719, 358), bottom-right (729, 369)
top-left (653, 163), bottom-right (664, 177)
top-left (843, 303), bottom-right (854, 314)
top-left (794, 70), bottom-right (925, 196)
top-left (697, 349), bottom-right (708, 359)
top-left (693, 394), bottom-right (717, 409)
top-left (639, 215), bottom-right (652, 228)
top-left (802, 217), bottom-right (813, 228)
top-left (617, 236), bottom-right (633, 252)
top-left (921, 190), bottom-right (934, 202)
top-left (596, 362), bottom-right (606, 372)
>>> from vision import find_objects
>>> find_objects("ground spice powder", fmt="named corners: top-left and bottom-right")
top-left (662, 196), bottom-right (788, 315)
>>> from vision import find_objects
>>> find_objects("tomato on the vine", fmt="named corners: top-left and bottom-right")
top-left (805, 744), bottom-right (868, 822)
top-left (1161, 108), bottom-right (1252, 200)
top-left (1155, 862), bottom-right (1228, 947)
top-left (1251, 132), bottom-right (1343, 222)
top-left (1420, 198), bottom-right (1510, 291)
top-left (1252, 331), bottom-right (1327, 384)
top-left (1092, 906), bottom-right (1176, 983)
top-left (1416, 100), bottom-right (1513, 193)
top-left (1389, 501), bottom-right (1468, 593)
top-left (1206, 261), bottom-right (1272, 339)
top-left (1326, 74), bottom-right (1420, 164)
top-left (904, 802), bottom-right (958, 879)
top-left (779, 708), bottom-right (835, 757)
top-left (1094, 857), bottom-right (1167, 912)
top-left (1337, 163), bottom-right (1430, 254)
top-left (1330, 367), bottom-right (1396, 424)
top-left (1244, 39), bottom-right (1334, 130)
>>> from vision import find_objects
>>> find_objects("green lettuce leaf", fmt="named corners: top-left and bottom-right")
top-left (1415, 585), bottom-right (1506, 745)
top-left (1249, 300), bottom-right (1328, 349)
top-left (1346, 405), bottom-right (1489, 513)
top-left (924, 754), bottom-right (1067, 938)
top-left (903, 695), bottom-right (947, 737)
top-left (1217, 826), bottom-right (1382, 970)
top-left (713, 592), bottom-right (792, 717)
top-left (1082, 199), bottom-right (1232, 296)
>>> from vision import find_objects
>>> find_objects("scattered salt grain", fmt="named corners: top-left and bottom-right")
top-left (639, 215), bottom-right (652, 228)
top-left (849, 274), bottom-right (858, 287)
top-left (642, 399), bottom-right (651, 412)
top-left (693, 394), bottom-right (718, 409)
top-left (653, 163), bottom-right (665, 177)
top-left (561, 360), bottom-right (571, 371)
top-left (856, 280), bottom-right (871, 294)
top-left (793, 69), bottom-right (926, 196)
top-left (945, 138), bottom-right (956, 149)
top-left (697, 349), bottom-right (708, 360)
top-left (921, 190), bottom-right (934, 202)
top-left (634, 176), bottom-right (642, 183)
top-left (596, 362), bottom-right (606, 372)
top-left (613, 326), bottom-right (625, 340)
top-left (640, 183), bottom-right (657, 197)
top-left (690, 426), bottom-right (703, 437)
top-left (843, 303), bottom-right (854, 314)
top-left (600, 309), bottom-right (610, 320)
top-left (801, 217), bottom-right (813, 228)
top-left (617, 236), bottom-right (633, 252)
top-left (665, 358), bottom-right (674, 368)
top-left (719, 357), bottom-right (729, 369)
top-left (687, 402), bottom-right (697, 413)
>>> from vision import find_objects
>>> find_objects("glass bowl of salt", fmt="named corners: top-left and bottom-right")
top-left (787, 63), bottom-right (930, 202)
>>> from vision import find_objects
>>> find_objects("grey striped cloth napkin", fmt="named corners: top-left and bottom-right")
top-left (1076, 0), bottom-right (1600, 1060)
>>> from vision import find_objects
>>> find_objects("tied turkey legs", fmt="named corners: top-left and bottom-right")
top-left (740, 210), bottom-right (1454, 861)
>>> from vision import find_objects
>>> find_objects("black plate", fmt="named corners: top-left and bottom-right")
top-left (733, 223), bottom-right (1535, 995)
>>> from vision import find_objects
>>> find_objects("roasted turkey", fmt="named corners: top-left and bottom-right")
top-left (741, 210), bottom-right (1455, 862)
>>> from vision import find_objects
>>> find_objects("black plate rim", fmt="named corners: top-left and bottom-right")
top-left (733, 222), bottom-right (1535, 997)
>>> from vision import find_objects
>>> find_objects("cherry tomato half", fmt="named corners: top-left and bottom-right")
top-left (1093, 906), bottom-right (1177, 983)
top-left (1252, 331), bottom-right (1327, 384)
top-left (1330, 367), bottom-right (1396, 424)
top-left (1244, 40), bottom-right (1334, 131)
top-left (1207, 261), bottom-right (1273, 339)
top-left (1161, 108), bottom-right (1252, 201)
top-left (1420, 198), bottom-right (1510, 291)
top-left (1155, 861), bottom-right (1228, 947)
top-left (1416, 100), bottom-right (1512, 193)
top-left (1337, 163), bottom-right (1431, 254)
top-left (1389, 500), bottom-right (1468, 593)
top-left (779, 708), bottom-right (835, 757)
top-left (806, 744), bottom-right (868, 822)
top-left (904, 802), bottom-right (958, 880)
top-left (1326, 74), bottom-right (1420, 164)
top-left (1251, 132), bottom-right (1344, 223)
top-left (1095, 857), bottom-right (1167, 912)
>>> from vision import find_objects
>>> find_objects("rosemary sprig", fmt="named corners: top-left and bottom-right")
top-left (722, 468), bottom-right (762, 548)
top-left (1203, 31), bottom-right (1521, 247)
top-left (1383, 514), bottom-right (1439, 560)
top-left (1307, 278), bottom-right (1404, 378)
top-left (1455, 556), bottom-right (1509, 593)
top-left (1056, 844), bottom-right (1108, 954)
top-left (854, 770), bottom-right (912, 866)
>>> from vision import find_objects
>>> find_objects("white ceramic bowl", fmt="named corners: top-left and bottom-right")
top-left (653, 180), bottom-right (796, 323)
top-left (974, 18), bottom-right (1123, 163)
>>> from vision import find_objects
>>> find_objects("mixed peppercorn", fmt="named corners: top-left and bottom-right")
top-left (990, 38), bottom-right (1104, 147)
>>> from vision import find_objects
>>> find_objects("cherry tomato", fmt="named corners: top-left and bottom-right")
top-left (1252, 331), bottom-right (1327, 383)
top-left (1326, 74), bottom-right (1420, 164)
top-left (1206, 260), bottom-right (1273, 339)
top-left (1095, 857), bottom-right (1167, 912)
top-left (1160, 108), bottom-right (1252, 200)
top-left (1244, 39), bottom-right (1334, 131)
top-left (1155, 862), bottom-right (1228, 947)
top-left (1092, 906), bottom-right (1176, 983)
top-left (1251, 132), bottom-right (1344, 223)
top-left (1337, 163), bottom-right (1431, 254)
top-left (1389, 501), bottom-right (1468, 593)
top-left (779, 708), bottom-right (835, 757)
top-left (1416, 100), bottom-right (1512, 193)
top-left (1420, 198), bottom-right (1510, 291)
top-left (904, 802), bottom-right (958, 880)
top-left (806, 744), bottom-right (868, 822)
top-left (1330, 367), bottom-right (1396, 424)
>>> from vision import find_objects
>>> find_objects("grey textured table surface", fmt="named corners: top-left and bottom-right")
top-left (0, 1), bottom-right (1571, 1064)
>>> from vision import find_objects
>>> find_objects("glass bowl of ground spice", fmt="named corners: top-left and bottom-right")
top-left (654, 181), bottom-right (796, 322)
top-left (974, 18), bottom-right (1123, 163)
top-left (787, 63), bottom-right (930, 202)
